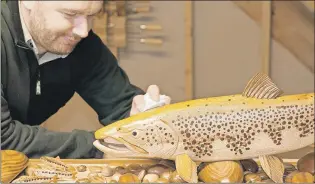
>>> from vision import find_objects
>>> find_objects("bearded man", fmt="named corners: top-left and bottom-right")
top-left (1, 1), bottom-right (171, 158)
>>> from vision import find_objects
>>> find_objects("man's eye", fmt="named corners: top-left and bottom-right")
top-left (63, 12), bottom-right (76, 16)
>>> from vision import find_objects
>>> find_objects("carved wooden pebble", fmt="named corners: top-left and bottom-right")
top-left (102, 166), bottom-right (114, 177)
top-left (147, 164), bottom-right (173, 176)
top-left (244, 173), bottom-right (262, 183)
top-left (125, 164), bottom-right (143, 174)
top-left (76, 165), bottom-right (87, 172)
top-left (297, 152), bottom-right (314, 175)
top-left (256, 170), bottom-right (270, 180)
top-left (169, 170), bottom-right (185, 183)
top-left (143, 173), bottom-right (159, 182)
top-left (1, 150), bottom-right (29, 183)
top-left (198, 161), bottom-right (244, 183)
top-left (114, 166), bottom-right (129, 175)
top-left (118, 173), bottom-right (140, 183)
top-left (240, 159), bottom-right (259, 173)
top-left (285, 171), bottom-right (314, 183)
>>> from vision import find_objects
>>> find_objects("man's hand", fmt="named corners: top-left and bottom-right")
top-left (130, 85), bottom-right (171, 116)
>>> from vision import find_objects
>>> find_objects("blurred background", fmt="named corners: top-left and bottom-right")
top-left (41, 1), bottom-right (314, 159)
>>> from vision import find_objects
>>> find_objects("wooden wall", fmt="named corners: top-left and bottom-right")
top-left (41, 1), bottom-right (314, 158)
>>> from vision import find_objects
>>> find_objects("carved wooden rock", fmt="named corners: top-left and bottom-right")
top-left (198, 161), bottom-right (244, 183)
top-left (297, 152), bottom-right (314, 175)
top-left (1, 150), bottom-right (29, 183)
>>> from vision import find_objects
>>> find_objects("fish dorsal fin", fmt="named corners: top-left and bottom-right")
top-left (242, 72), bottom-right (283, 99)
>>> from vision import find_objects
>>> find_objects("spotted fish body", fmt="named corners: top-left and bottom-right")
top-left (150, 93), bottom-right (314, 161)
top-left (94, 73), bottom-right (314, 162)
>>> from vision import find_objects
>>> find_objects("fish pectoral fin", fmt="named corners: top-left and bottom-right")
top-left (242, 72), bottom-right (283, 99)
top-left (258, 155), bottom-right (285, 183)
top-left (175, 154), bottom-right (198, 183)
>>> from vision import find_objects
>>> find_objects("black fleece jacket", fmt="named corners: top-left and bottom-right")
top-left (1, 1), bottom-right (144, 158)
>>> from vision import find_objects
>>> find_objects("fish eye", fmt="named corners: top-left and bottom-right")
top-left (132, 131), bottom-right (137, 136)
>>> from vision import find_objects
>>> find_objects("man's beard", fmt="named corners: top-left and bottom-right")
top-left (28, 12), bottom-right (81, 55)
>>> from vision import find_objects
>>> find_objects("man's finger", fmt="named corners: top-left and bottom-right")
top-left (164, 96), bottom-right (171, 104)
top-left (130, 95), bottom-right (144, 115)
top-left (147, 85), bottom-right (160, 102)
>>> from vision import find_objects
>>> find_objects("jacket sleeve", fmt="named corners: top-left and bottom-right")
top-left (74, 31), bottom-right (145, 126)
top-left (1, 85), bottom-right (103, 159)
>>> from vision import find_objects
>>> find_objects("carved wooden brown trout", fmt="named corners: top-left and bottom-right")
top-left (93, 73), bottom-right (314, 182)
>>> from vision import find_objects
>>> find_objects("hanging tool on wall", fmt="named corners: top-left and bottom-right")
top-left (107, 35), bottom-right (163, 46)
top-left (92, 1), bottom-right (166, 59)
top-left (105, 1), bottom-right (151, 16)
top-left (108, 24), bottom-right (162, 31)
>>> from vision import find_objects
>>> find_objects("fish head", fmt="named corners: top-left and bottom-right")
top-left (93, 116), bottom-right (178, 159)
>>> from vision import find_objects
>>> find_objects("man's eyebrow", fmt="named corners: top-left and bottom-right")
top-left (59, 8), bottom-right (102, 15)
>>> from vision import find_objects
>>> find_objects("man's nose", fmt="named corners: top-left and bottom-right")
top-left (73, 17), bottom-right (89, 38)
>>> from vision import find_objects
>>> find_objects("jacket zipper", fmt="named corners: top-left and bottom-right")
top-left (36, 70), bottom-right (41, 95)
top-left (16, 40), bottom-right (41, 96)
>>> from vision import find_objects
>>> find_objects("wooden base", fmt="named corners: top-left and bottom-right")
top-left (27, 158), bottom-right (298, 167)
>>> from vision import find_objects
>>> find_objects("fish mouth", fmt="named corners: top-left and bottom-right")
top-left (93, 136), bottom-right (148, 155)
top-left (99, 137), bottom-right (130, 151)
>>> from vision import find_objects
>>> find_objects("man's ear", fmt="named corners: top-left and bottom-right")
top-left (21, 1), bottom-right (36, 10)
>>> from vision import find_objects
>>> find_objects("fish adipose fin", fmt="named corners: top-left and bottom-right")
top-left (175, 154), bottom-right (198, 183)
top-left (242, 72), bottom-right (283, 99)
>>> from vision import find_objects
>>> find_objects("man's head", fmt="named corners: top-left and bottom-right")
top-left (20, 1), bottom-right (104, 55)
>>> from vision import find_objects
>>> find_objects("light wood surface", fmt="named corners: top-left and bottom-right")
top-left (234, 1), bottom-right (314, 73)
top-left (261, 1), bottom-right (272, 75)
top-left (185, 1), bottom-right (194, 100)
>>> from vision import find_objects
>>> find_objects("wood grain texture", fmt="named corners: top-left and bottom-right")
top-left (198, 161), bottom-right (244, 183)
top-left (1, 150), bottom-right (29, 183)
top-left (234, 1), bottom-right (314, 73)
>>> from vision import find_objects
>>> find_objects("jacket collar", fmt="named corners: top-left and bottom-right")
top-left (7, 0), bottom-right (31, 49)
